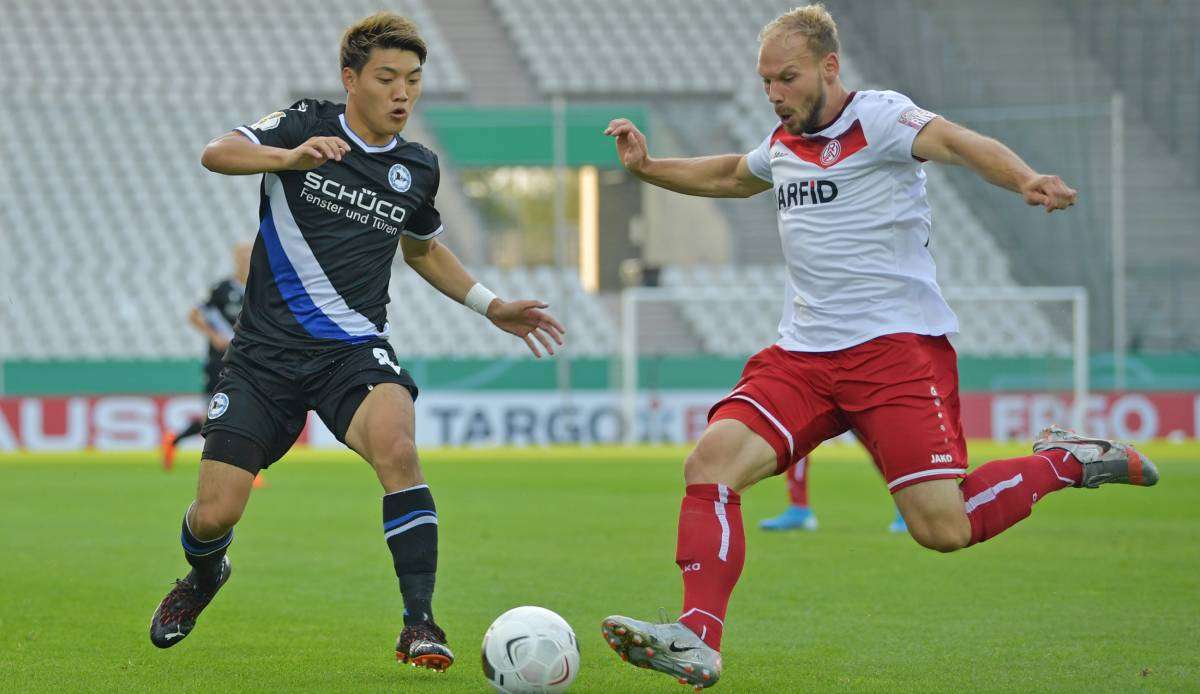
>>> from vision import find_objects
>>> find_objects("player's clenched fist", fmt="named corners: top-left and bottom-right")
top-left (1020, 174), bottom-right (1078, 213)
top-left (604, 118), bottom-right (649, 174)
top-left (286, 136), bottom-right (351, 169)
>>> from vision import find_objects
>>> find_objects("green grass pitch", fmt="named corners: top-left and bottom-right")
top-left (1, 442), bottom-right (1197, 692)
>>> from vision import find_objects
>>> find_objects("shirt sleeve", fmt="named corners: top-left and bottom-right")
top-left (744, 131), bottom-right (774, 183)
top-left (402, 156), bottom-right (444, 241)
top-left (863, 91), bottom-right (940, 163)
top-left (234, 100), bottom-right (317, 150)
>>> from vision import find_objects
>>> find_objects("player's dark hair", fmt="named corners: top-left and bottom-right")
top-left (340, 12), bottom-right (427, 73)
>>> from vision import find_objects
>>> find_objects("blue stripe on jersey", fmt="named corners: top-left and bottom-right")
top-left (258, 205), bottom-right (373, 344)
top-left (383, 509), bottom-right (437, 532)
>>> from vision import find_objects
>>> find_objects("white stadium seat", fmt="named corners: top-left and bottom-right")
top-left (492, 0), bottom-right (1067, 357)
top-left (0, 0), bottom-right (471, 360)
top-left (0, 0), bottom-right (1065, 361)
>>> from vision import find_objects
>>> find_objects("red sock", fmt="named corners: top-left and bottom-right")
top-left (677, 483), bottom-right (744, 651)
top-left (787, 456), bottom-right (810, 507)
top-left (962, 450), bottom-right (1082, 545)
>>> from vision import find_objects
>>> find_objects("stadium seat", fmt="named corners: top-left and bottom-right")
top-left (387, 267), bottom-right (616, 359)
top-left (0, 0), bottom-right (468, 360)
top-left (659, 265), bottom-right (1067, 358)
top-left (0, 0), bottom-right (1073, 362)
top-left (487, 0), bottom-right (1072, 357)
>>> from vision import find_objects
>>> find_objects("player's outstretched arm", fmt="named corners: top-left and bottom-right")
top-left (400, 236), bottom-right (566, 358)
top-left (604, 119), bottom-right (771, 198)
top-left (187, 307), bottom-right (229, 351)
top-left (913, 118), bottom-right (1078, 213)
top-left (200, 131), bottom-right (351, 176)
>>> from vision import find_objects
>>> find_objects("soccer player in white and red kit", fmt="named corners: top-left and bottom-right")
top-left (600, 5), bottom-right (1159, 689)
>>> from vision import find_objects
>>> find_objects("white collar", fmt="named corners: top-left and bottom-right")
top-left (338, 113), bottom-right (398, 153)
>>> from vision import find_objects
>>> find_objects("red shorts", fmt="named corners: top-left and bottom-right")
top-left (708, 333), bottom-right (968, 493)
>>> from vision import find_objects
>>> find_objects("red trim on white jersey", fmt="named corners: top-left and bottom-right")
top-left (771, 119), bottom-right (869, 169)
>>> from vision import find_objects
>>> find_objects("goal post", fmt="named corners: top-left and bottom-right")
top-left (619, 285), bottom-right (1088, 444)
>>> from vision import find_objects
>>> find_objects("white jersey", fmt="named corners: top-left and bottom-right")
top-left (745, 89), bottom-right (959, 352)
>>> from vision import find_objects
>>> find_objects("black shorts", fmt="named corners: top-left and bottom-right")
top-left (200, 339), bottom-right (418, 468)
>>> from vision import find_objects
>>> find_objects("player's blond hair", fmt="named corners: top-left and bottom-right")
top-left (340, 11), bottom-right (427, 73)
top-left (760, 4), bottom-right (840, 58)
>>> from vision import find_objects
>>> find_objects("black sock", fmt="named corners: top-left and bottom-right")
top-left (171, 415), bottom-right (204, 441)
top-left (172, 420), bottom-right (204, 446)
top-left (383, 485), bottom-right (438, 626)
top-left (181, 505), bottom-right (232, 589)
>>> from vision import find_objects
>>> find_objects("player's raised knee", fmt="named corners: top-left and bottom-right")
top-left (683, 420), bottom-right (778, 489)
top-left (905, 515), bottom-right (971, 553)
top-left (191, 501), bottom-right (243, 537)
top-left (893, 479), bottom-right (972, 552)
top-left (371, 436), bottom-right (421, 483)
top-left (683, 445), bottom-right (723, 485)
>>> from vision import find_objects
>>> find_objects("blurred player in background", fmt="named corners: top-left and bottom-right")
top-left (160, 242), bottom-right (251, 471)
top-left (758, 455), bottom-right (818, 530)
top-left (147, 12), bottom-right (564, 675)
top-left (758, 454), bottom-right (908, 533)
top-left (601, 4), bottom-right (1157, 688)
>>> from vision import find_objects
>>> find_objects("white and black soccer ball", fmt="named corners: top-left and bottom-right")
top-left (481, 606), bottom-right (580, 693)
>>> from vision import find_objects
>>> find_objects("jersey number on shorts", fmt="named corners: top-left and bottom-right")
top-left (373, 348), bottom-right (402, 375)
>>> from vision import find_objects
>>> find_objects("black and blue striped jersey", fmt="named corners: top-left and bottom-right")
top-left (231, 98), bottom-right (442, 351)
top-left (197, 277), bottom-right (244, 364)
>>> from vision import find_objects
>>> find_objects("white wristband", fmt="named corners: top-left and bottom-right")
top-left (465, 283), bottom-right (498, 317)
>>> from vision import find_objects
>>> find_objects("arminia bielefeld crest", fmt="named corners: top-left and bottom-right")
top-left (388, 164), bottom-right (412, 192)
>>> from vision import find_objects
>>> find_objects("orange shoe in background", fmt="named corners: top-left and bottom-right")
top-left (161, 431), bottom-right (176, 472)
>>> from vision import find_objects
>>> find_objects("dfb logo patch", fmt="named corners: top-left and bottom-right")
top-left (208, 393), bottom-right (230, 419)
top-left (251, 111), bottom-right (285, 132)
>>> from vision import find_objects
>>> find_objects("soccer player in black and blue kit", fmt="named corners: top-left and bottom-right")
top-left (161, 242), bottom-right (250, 471)
top-left (148, 12), bottom-right (565, 674)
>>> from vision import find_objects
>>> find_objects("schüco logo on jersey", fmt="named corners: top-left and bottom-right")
top-left (777, 179), bottom-right (838, 210)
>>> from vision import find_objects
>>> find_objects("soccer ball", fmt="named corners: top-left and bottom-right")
top-left (481, 606), bottom-right (580, 693)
